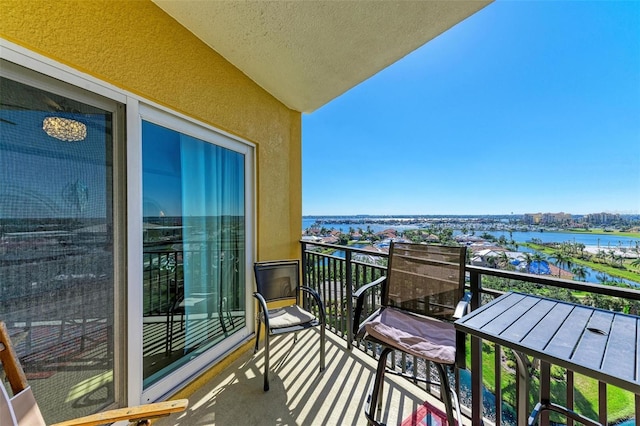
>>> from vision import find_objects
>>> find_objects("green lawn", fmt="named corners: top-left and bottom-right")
top-left (564, 228), bottom-right (640, 238)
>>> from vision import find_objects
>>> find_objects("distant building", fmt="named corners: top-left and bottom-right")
top-left (377, 229), bottom-right (398, 239)
top-left (523, 213), bottom-right (542, 225)
top-left (583, 212), bottom-right (621, 225)
top-left (524, 212), bottom-right (571, 225)
top-left (541, 212), bottom-right (572, 225)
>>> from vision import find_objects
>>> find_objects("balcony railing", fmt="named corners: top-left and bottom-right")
top-left (300, 240), bottom-right (640, 426)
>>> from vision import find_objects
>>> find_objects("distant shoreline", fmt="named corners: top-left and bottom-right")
top-left (563, 229), bottom-right (640, 238)
top-left (302, 215), bottom-right (640, 238)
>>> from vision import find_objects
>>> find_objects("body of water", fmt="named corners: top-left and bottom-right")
top-left (480, 230), bottom-right (639, 252)
top-left (303, 218), bottom-right (640, 286)
top-left (303, 218), bottom-right (639, 249)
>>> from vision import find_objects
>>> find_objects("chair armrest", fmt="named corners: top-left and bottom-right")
top-left (453, 292), bottom-right (472, 320)
top-left (50, 399), bottom-right (188, 426)
top-left (352, 276), bottom-right (386, 299)
top-left (253, 292), bottom-right (270, 329)
top-left (454, 292), bottom-right (472, 369)
top-left (300, 286), bottom-right (326, 326)
top-left (352, 276), bottom-right (386, 337)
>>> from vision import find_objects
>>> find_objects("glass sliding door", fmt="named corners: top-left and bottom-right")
top-left (0, 61), bottom-right (121, 424)
top-left (141, 119), bottom-right (247, 387)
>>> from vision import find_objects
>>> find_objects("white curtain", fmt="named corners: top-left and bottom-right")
top-left (180, 135), bottom-right (244, 349)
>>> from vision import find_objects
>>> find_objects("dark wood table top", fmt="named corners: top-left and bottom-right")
top-left (454, 291), bottom-right (640, 395)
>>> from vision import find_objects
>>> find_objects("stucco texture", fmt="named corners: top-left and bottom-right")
top-left (1, 0), bottom-right (302, 260)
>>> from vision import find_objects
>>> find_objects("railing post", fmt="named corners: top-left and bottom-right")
top-left (598, 381), bottom-right (607, 425)
top-left (469, 267), bottom-right (481, 311)
top-left (301, 242), bottom-right (308, 288)
top-left (301, 242), bottom-right (311, 312)
top-left (469, 268), bottom-right (484, 426)
top-left (345, 249), bottom-right (353, 350)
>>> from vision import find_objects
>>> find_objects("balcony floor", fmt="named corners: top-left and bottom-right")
top-left (155, 329), bottom-right (470, 426)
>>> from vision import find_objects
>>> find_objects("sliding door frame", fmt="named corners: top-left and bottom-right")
top-left (129, 103), bottom-right (255, 404)
top-left (1, 38), bottom-right (257, 408)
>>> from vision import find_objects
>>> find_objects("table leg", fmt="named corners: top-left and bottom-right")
top-left (471, 336), bottom-right (484, 426)
top-left (540, 361), bottom-right (550, 425)
top-left (529, 362), bottom-right (603, 426)
top-left (512, 351), bottom-right (531, 426)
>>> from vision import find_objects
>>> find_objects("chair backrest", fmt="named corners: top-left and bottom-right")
top-left (384, 242), bottom-right (466, 321)
top-left (0, 322), bottom-right (47, 426)
top-left (254, 260), bottom-right (300, 303)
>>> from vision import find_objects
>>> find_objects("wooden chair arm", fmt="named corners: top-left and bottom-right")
top-left (0, 323), bottom-right (29, 395)
top-left (50, 399), bottom-right (188, 426)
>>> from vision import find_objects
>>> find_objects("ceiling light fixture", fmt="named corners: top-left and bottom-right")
top-left (42, 116), bottom-right (87, 142)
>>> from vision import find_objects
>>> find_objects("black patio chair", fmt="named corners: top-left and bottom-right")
top-left (354, 242), bottom-right (468, 425)
top-left (253, 260), bottom-right (326, 391)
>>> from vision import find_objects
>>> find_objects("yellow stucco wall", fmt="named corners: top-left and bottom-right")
top-left (1, 0), bottom-right (302, 261)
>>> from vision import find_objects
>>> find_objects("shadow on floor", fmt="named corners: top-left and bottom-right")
top-left (155, 330), bottom-right (453, 426)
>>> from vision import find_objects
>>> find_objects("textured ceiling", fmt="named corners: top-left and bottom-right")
top-left (152, 1), bottom-right (491, 113)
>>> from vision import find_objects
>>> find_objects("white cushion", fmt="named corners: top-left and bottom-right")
top-left (365, 307), bottom-right (456, 365)
top-left (268, 305), bottom-right (316, 329)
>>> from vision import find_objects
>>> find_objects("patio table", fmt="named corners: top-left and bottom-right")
top-left (454, 291), bottom-right (640, 426)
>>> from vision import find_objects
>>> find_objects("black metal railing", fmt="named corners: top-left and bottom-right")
top-left (301, 240), bottom-right (640, 426)
top-left (143, 247), bottom-right (245, 318)
top-left (143, 249), bottom-right (181, 316)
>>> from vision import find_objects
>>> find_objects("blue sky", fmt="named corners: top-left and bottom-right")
top-left (302, 0), bottom-right (640, 216)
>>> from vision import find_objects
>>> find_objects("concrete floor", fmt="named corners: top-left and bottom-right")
top-left (155, 329), bottom-right (464, 426)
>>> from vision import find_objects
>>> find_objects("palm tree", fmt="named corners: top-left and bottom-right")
top-left (531, 252), bottom-right (547, 275)
top-left (439, 227), bottom-right (454, 244)
top-left (550, 252), bottom-right (572, 278)
top-left (571, 265), bottom-right (587, 282)
top-left (485, 255), bottom-right (498, 269)
top-left (497, 251), bottom-right (510, 269)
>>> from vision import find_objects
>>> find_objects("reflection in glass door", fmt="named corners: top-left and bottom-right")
top-left (141, 120), bottom-right (246, 387)
top-left (0, 65), bottom-right (119, 423)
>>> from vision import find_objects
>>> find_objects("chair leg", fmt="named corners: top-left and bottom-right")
top-left (319, 325), bottom-right (325, 372)
top-left (365, 347), bottom-right (393, 425)
top-left (263, 333), bottom-right (270, 391)
top-left (254, 319), bottom-right (262, 354)
top-left (435, 363), bottom-right (462, 426)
